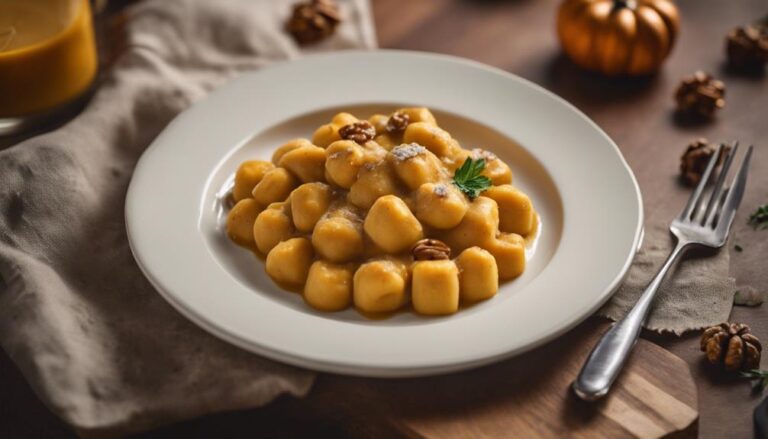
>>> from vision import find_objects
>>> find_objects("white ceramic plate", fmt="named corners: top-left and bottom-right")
top-left (126, 51), bottom-right (642, 377)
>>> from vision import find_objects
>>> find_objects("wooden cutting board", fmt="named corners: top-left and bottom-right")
top-left (298, 319), bottom-right (698, 438)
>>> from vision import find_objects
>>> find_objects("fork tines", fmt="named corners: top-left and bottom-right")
top-left (679, 141), bottom-right (754, 231)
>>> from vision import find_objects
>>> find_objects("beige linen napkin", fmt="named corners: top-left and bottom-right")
top-left (598, 213), bottom-right (736, 334)
top-left (0, 0), bottom-right (374, 433)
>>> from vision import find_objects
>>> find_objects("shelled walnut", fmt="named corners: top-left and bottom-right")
top-left (285, 0), bottom-right (341, 45)
top-left (412, 239), bottom-right (451, 261)
top-left (701, 322), bottom-right (762, 372)
top-left (679, 138), bottom-right (720, 186)
top-left (674, 71), bottom-right (725, 119)
top-left (386, 111), bottom-right (410, 134)
top-left (726, 25), bottom-right (768, 73)
top-left (339, 121), bottom-right (376, 144)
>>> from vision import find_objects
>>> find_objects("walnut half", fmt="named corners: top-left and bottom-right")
top-left (701, 322), bottom-right (762, 372)
top-left (674, 71), bottom-right (725, 119)
top-left (679, 138), bottom-right (730, 187)
top-left (386, 111), bottom-right (410, 134)
top-left (285, 0), bottom-right (342, 46)
top-left (339, 121), bottom-right (376, 144)
top-left (412, 239), bottom-right (451, 261)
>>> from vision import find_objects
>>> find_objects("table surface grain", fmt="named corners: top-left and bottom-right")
top-left (1, 0), bottom-right (767, 437)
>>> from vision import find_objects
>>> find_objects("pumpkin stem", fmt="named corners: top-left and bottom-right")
top-left (613, 0), bottom-right (637, 10)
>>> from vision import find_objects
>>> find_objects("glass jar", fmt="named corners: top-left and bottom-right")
top-left (0, 0), bottom-right (98, 136)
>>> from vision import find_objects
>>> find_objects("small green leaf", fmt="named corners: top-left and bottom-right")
top-left (740, 369), bottom-right (768, 393)
top-left (734, 244), bottom-right (743, 252)
top-left (749, 204), bottom-right (768, 230)
top-left (453, 157), bottom-right (493, 199)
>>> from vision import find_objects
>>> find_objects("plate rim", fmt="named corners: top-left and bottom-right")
top-left (126, 49), bottom-right (644, 377)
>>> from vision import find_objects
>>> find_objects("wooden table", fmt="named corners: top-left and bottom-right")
top-left (1, 0), bottom-right (766, 437)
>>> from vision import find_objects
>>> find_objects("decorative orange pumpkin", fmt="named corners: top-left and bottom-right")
top-left (557, 0), bottom-right (680, 76)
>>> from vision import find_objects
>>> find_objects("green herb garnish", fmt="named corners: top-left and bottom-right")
top-left (740, 369), bottom-right (768, 393)
top-left (749, 204), bottom-right (768, 230)
top-left (453, 158), bottom-right (492, 199)
top-left (735, 244), bottom-right (743, 252)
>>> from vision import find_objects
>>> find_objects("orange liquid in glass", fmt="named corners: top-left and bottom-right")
top-left (0, 0), bottom-right (97, 117)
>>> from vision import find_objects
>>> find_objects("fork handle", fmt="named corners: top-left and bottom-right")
top-left (572, 240), bottom-right (689, 401)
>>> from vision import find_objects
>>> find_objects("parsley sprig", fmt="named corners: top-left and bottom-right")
top-left (749, 204), bottom-right (768, 230)
top-left (740, 369), bottom-right (768, 393)
top-left (453, 158), bottom-right (492, 199)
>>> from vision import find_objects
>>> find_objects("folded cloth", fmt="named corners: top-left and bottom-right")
top-left (598, 214), bottom-right (736, 335)
top-left (0, 0), bottom-right (375, 433)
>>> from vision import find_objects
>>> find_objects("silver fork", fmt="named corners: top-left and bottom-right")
top-left (573, 141), bottom-right (753, 401)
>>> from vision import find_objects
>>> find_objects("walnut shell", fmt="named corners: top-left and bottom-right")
top-left (701, 322), bottom-right (762, 371)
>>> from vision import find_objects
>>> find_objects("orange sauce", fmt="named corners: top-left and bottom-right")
top-left (0, 0), bottom-right (97, 117)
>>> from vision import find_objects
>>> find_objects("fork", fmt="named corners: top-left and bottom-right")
top-left (573, 141), bottom-right (754, 401)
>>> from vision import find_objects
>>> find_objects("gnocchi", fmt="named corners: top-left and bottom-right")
top-left (364, 195), bottom-right (424, 254)
top-left (456, 247), bottom-right (499, 302)
top-left (290, 182), bottom-right (332, 232)
top-left (412, 260), bottom-right (460, 315)
top-left (265, 237), bottom-right (314, 287)
top-left (312, 213), bottom-right (364, 262)
top-left (233, 160), bottom-right (274, 202)
top-left (252, 167), bottom-right (299, 206)
top-left (353, 259), bottom-right (408, 313)
top-left (225, 107), bottom-right (538, 318)
top-left (253, 202), bottom-right (294, 254)
top-left (226, 198), bottom-right (262, 246)
top-left (304, 261), bottom-right (354, 311)
top-left (484, 184), bottom-right (535, 235)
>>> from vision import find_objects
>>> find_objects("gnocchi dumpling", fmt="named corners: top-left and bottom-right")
top-left (398, 107), bottom-right (437, 125)
top-left (265, 237), bottom-right (314, 287)
top-left (368, 114), bottom-right (389, 134)
top-left (472, 148), bottom-right (512, 185)
top-left (373, 134), bottom-right (398, 150)
top-left (390, 144), bottom-right (445, 190)
top-left (362, 141), bottom-right (388, 162)
top-left (441, 196), bottom-right (499, 252)
top-left (290, 182), bottom-right (333, 232)
top-left (325, 140), bottom-right (365, 188)
top-left (347, 161), bottom-right (399, 210)
top-left (456, 247), bottom-right (498, 302)
top-left (233, 160), bottom-right (274, 202)
top-left (253, 202), bottom-right (294, 254)
top-left (272, 138), bottom-right (313, 165)
top-left (278, 144), bottom-right (327, 183)
top-left (484, 185), bottom-right (535, 235)
top-left (415, 183), bottom-right (468, 229)
top-left (486, 232), bottom-right (526, 281)
top-left (312, 213), bottom-right (364, 262)
top-left (403, 122), bottom-right (460, 158)
top-left (353, 259), bottom-right (408, 313)
top-left (304, 261), bottom-right (354, 311)
top-left (411, 260), bottom-right (460, 315)
top-left (364, 195), bottom-right (424, 254)
top-left (226, 198), bottom-right (262, 247)
top-left (252, 167), bottom-right (299, 207)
